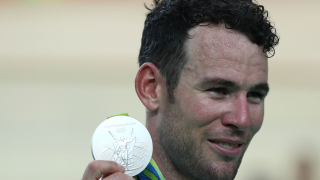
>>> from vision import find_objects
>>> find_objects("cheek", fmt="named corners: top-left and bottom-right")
top-left (249, 104), bottom-right (264, 134)
top-left (179, 95), bottom-right (223, 126)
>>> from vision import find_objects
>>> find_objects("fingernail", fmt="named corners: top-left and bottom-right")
top-left (117, 163), bottom-right (125, 171)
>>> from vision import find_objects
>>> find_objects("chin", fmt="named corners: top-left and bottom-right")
top-left (208, 161), bottom-right (239, 180)
top-left (194, 152), bottom-right (242, 180)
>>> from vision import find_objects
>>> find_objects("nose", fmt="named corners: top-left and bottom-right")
top-left (221, 94), bottom-right (250, 131)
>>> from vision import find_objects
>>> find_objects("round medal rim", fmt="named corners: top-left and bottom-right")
top-left (91, 116), bottom-right (153, 177)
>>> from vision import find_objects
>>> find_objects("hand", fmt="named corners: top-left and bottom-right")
top-left (82, 160), bottom-right (134, 180)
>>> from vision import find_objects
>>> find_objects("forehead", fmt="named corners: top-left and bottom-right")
top-left (183, 24), bottom-right (268, 84)
top-left (186, 24), bottom-right (266, 65)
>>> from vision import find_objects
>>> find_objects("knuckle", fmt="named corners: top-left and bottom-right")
top-left (88, 160), bottom-right (101, 173)
top-left (113, 172), bottom-right (125, 179)
top-left (108, 172), bottom-right (132, 180)
top-left (107, 160), bottom-right (118, 167)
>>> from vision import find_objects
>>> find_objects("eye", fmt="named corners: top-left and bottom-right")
top-left (247, 91), bottom-right (265, 104)
top-left (208, 87), bottom-right (230, 99)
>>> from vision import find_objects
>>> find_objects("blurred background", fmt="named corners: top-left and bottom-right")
top-left (0, 0), bottom-right (319, 179)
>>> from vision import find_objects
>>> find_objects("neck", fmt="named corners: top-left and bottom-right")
top-left (153, 148), bottom-right (189, 180)
top-left (146, 112), bottom-right (195, 180)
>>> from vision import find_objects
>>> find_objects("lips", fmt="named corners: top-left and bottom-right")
top-left (208, 139), bottom-right (244, 157)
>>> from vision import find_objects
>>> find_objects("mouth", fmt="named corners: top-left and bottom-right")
top-left (208, 140), bottom-right (244, 157)
top-left (216, 142), bottom-right (240, 149)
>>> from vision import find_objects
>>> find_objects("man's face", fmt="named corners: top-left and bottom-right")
top-left (157, 24), bottom-right (268, 180)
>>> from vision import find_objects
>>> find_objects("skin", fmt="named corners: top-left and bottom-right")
top-left (143, 24), bottom-right (269, 180)
top-left (82, 160), bottom-right (134, 180)
top-left (82, 24), bottom-right (269, 180)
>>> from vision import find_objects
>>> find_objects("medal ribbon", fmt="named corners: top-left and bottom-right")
top-left (134, 158), bottom-right (165, 180)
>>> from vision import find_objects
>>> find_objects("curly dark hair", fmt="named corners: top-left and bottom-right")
top-left (138, 0), bottom-right (279, 103)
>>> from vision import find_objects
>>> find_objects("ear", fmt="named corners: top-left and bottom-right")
top-left (135, 63), bottom-right (165, 111)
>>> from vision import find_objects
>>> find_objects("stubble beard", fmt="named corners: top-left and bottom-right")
top-left (157, 102), bottom-right (243, 180)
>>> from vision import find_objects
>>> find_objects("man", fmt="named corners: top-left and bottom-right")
top-left (82, 0), bottom-right (279, 179)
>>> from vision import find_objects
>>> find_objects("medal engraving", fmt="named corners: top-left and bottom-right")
top-left (92, 116), bottom-right (153, 176)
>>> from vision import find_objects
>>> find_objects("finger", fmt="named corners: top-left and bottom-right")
top-left (82, 160), bottom-right (125, 180)
top-left (103, 172), bottom-right (135, 180)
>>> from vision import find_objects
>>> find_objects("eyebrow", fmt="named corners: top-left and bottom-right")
top-left (199, 77), bottom-right (269, 93)
top-left (249, 83), bottom-right (270, 94)
top-left (200, 77), bottom-right (240, 90)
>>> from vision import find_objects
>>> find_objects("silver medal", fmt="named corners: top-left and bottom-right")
top-left (91, 115), bottom-right (153, 177)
